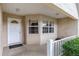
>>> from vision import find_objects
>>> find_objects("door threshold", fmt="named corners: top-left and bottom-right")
top-left (9, 44), bottom-right (23, 49)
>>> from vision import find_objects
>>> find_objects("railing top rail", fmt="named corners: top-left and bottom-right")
top-left (52, 35), bottom-right (78, 43)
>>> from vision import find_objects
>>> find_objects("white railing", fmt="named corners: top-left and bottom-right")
top-left (47, 35), bottom-right (78, 56)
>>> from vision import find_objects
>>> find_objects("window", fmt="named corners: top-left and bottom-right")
top-left (42, 21), bottom-right (54, 33)
top-left (49, 27), bottom-right (54, 33)
top-left (29, 20), bottom-right (38, 26)
top-left (29, 20), bottom-right (38, 34)
top-left (43, 27), bottom-right (48, 33)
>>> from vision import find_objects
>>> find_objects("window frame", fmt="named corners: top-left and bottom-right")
top-left (42, 21), bottom-right (54, 33)
top-left (28, 20), bottom-right (39, 34)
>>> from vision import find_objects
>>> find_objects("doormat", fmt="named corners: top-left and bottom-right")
top-left (9, 44), bottom-right (23, 49)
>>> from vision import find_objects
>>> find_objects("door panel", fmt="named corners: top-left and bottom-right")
top-left (8, 18), bottom-right (22, 46)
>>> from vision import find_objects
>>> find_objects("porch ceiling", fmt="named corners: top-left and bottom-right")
top-left (2, 3), bottom-right (67, 18)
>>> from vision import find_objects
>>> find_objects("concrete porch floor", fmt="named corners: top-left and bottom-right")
top-left (2, 44), bottom-right (47, 56)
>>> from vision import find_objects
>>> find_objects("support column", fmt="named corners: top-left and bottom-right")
top-left (77, 19), bottom-right (79, 36)
top-left (76, 4), bottom-right (79, 36)
top-left (39, 19), bottom-right (42, 45)
top-left (0, 5), bottom-right (3, 56)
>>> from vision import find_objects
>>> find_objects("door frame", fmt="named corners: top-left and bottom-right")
top-left (7, 17), bottom-right (23, 46)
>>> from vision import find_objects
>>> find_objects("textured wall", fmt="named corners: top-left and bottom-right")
top-left (2, 13), bottom-right (77, 47)
top-left (57, 18), bottom-right (77, 38)
top-left (25, 14), bottom-right (57, 44)
top-left (0, 5), bottom-right (3, 55)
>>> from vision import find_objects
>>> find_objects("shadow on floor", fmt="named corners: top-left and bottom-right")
top-left (2, 44), bottom-right (47, 56)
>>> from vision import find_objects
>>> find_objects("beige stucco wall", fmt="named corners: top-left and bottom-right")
top-left (0, 5), bottom-right (3, 56)
top-left (57, 18), bottom-right (77, 38)
top-left (25, 14), bottom-right (57, 44)
top-left (25, 15), bottom-right (41, 44)
top-left (2, 12), bottom-right (78, 47)
top-left (40, 16), bottom-right (57, 44)
top-left (2, 13), bottom-right (57, 46)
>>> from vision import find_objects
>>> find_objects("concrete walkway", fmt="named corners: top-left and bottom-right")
top-left (2, 44), bottom-right (47, 56)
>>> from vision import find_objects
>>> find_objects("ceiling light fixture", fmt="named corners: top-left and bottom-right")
top-left (16, 8), bottom-right (20, 12)
top-left (56, 13), bottom-right (59, 15)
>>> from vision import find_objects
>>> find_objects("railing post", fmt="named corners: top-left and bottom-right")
top-left (47, 39), bottom-right (54, 56)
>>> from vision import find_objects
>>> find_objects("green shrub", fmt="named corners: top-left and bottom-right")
top-left (62, 37), bottom-right (79, 56)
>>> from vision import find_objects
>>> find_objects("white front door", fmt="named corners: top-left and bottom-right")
top-left (8, 17), bottom-right (22, 46)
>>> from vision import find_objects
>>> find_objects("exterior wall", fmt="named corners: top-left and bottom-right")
top-left (21, 16), bottom-right (26, 44)
top-left (40, 17), bottom-right (57, 44)
top-left (0, 5), bottom-right (3, 56)
top-left (53, 3), bottom-right (79, 19)
top-left (25, 15), bottom-right (40, 44)
top-left (25, 14), bottom-right (57, 44)
top-left (57, 18), bottom-right (77, 38)
top-left (2, 13), bottom-right (77, 46)
top-left (2, 12), bottom-right (25, 47)
top-left (2, 13), bottom-right (57, 46)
